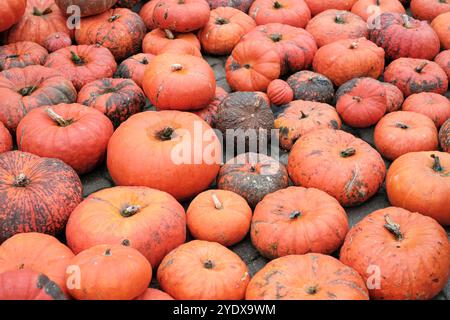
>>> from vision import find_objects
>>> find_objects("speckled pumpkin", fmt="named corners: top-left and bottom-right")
top-left (43, 32), bottom-right (72, 52)
top-left (0, 41), bottom-right (48, 71)
top-left (286, 70), bottom-right (334, 103)
top-left (382, 82), bottom-right (404, 112)
top-left (439, 119), bottom-right (450, 152)
top-left (115, 53), bottom-right (155, 88)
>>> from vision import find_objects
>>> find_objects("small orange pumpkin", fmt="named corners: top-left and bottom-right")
top-left (402, 92), bottom-right (450, 128)
top-left (267, 79), bottom-right (294, 105)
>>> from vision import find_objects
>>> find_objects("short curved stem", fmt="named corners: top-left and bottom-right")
top-left (14, 173), bottom-right (30, 187)
top-left (415, 61), bottom-right (427, 73)
top-left (384, 214), bottom-right (403, 241)
top-left (164, 29), bottom-right (175, 39)
top-left (157, 127), bottom-right (174, 141)
top-left (431, 154), bottom-right (443, 172)
top-left (121, 205), bottom-right (141, 217)
top-left (340, 148), bottom-right (356, 158)
top-left (46, 108), bottom-right (73, 127)
top-left (211, 193), bottom-right (223, 210)
top-left (395, 122), bottom-right (409, 129)
top-left (108, 14), bottom-right (121, 22)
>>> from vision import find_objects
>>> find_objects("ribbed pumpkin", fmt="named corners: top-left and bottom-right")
top-left (0, 0), bottom-right (26, 33)
top-left (340, 207), bottom-right (450, 299)
top-left (410, 0), bottom-right (450, 21)
top-left (115, 53), bottom-right (154, 88)
top-left (286, 70), bottom-right (334, 103)
top-left (43, 32), bottom-right (72, 52)
top-left (351, 0), bottom-right (406, 22)
top-left (139, 0), bottom-right (158, 29)
top-left (248, 0), bottom-right (311, 28)
top-left (191, 86), bottom-right (228, 127)
top-left (434, 50), bottom-right (450, 79)
top-left (0, 41), bottom-right (48, 71)
top-left (439, 119), bottom-right (450, 152)
top-left (267, 79), bottom-right (294, 105)
top-left (0, 122), bottom-right (12, 154)
top-left (402, 92), bottom-right (450, 128)
top-left (431, 12), bottom-right (450, 50)
top-left (382, 82), bottom-right (404, 112)
top-left (136, 288), bottom-right (174, 300)
top-left (55, 0), bottom-right (118, 17)
top-left (153, 0), bottom-right (211, 32)
top-left (142, 29), bottom-right (201, 56)
top-left (288, 129), bottom-right (386, 206)
top-left (304, 0), bottom-right (358, 16)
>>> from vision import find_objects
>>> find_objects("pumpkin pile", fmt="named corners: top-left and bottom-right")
top-left (0, 0), bottom-right (449, 301)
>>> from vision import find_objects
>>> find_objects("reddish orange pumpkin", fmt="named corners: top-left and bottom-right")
top-left (402, 92), bottom-right (450, 128)
top-left (43, 32), bottom-right (72, 52)
top-left (267, 79), bottom-right (294, 105)
top-left (374, 111), bottom-right (439, 160)
top-left (351, 0), bottom-right (406, 22)
top-left (439, 119), bottom-right (450, 152)
top-left (191, 86), bottom-right (228, 127)
top-left (304, 0), bottom-right (358, 16)
top-left (107, 111), bottom-right (221, 201)
top-left (0, 0), bottom-right (26, 33)
top-left (153, 0), bottom-right (211, 32)
top-left (246, 253), bottom-right (369, 300)
top-left (139, 0), bottom-right (158, 29)
top-left (382, 82), bottom-right (404, 112)
top-left (0, 41), bottom-right (48, 71)
top-left (434, 50), bottom-right (450, 79)
top-left (288, 129), bottom-right (386, 206)
top-left (66, 186), bottom-right (186, 268)
top-left (286, 70), bottom-right (334, 103)
top-left (249, 0), bottom-right (311, 28)
top-left (55, 0), bottom-right (119, 17)
top-left (386, 151), bottom-right (450, 225)
top-left (67, 244), bottom-right (152, 300)
top-left (410, 0), bottom-right (450, 21)
top-left (16, 104), bottom-right (114, 175)
top-left (142, 28), bottom-right (201, 55)
top-left (157, 240), bottom-right (250, 300)
top-left (431, 12), bottom-right (450, 50)
top-left (136, 288), bottom-right (174, 300)
top-left (115, 53), bottom-right (154, 88)
top-left (340, 207), bottom-right (450, 299)
top-left (0, 122), bottom-right (12, 154)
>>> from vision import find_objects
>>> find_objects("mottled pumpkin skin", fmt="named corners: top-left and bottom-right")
top-left (139, 0), bottom-right (158, 29)
top-left (0, 65), bottom-right (77, 132)
top-left (286, 70), bottom-right (334, 103)
top-left (0, 269), bottom-right (67, 300)
top-left (114, 0), bottom-right (140, 8)
top-left (434, 50), bottom-right (450, 80)
top-left (431, 12), bottom-right (450, 50)
top-left (191, 87), bottom-right (228, 127)
top-left (304, 0), bottom-right (358, 16)
top-left (0, 151), bottom-right (82, 242)
top-left (440, 119), bottom-right (450, 152)
top-left (402, 92), bottom-right (450, 128)
top-left (340, 207), bottom-right (450, 299)
top-left (44, 32), bottom-right (72, 52)
top-left (249, 0), bottom-right (311, 28)
top-left (0, 41), bottom-right (48, 71)
top-left (275, 100), bottom-right (341, 150)
top-left (0, 233), bottom-right (75, 294)
top-left (251, 187), bottom-right (349, 259)
top-left (267, 79), bottom-right (294, 106)
top-left (351, 0), bottom-right (406, 22)
top-left (136, 288), bottom-right (174, 300)
top-left (382, 82), bottom-right (404, 112)
top-left (0, 0), bottom-right (26, 33)
top-left (207, 0), bottom-right (254, 12)
top-left (288, 129), bottom-right (386, 207)
top-left (218, 152), bottom-right (288, 208)
top-left (411, 0), bottom-right (450, 22)
top-left (386, 151), bottom-right (450, 225)
top-left (115, 53), bottom-right (154, 88)
top-left (157, 240), bottom-right (250, 300)
top-left (55, 0), bottom-right (119, 17)
top-left (0, 122), bottom-right (13, 154)
top-left (142, 29), bottom-right (201, 56)
top-left (78, 78), bottom-right (146, 127)
top-left (246, 253), bottom-right (369, 300)
top-left (75, 8), bottom-right (147, 61)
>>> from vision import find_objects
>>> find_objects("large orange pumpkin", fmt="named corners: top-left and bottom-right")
top-left (115, 53), bottom-right (154, 88)
top-left (157, 240), bottom-right (250, 300)
top-left (248, 0), bottom-right (311, 28)
top-left (246, 253), bottom-right (369, 300)
top-left (410, 0), bottom-right (450, 21)
top-left (0, 122), bottom-right (12, 154)
top-left (340, 207), bottom-right (450, 299)
top-left (142, 28), bottom-right (201, 56)
top-left (304, 0), bottom-right (358, 16)
top-left (434, 50), bottom-right (450, 79)
top-left (107, 111), bottom-right (221, 201)
top-left (0, 41), bottom-right (48, 71)
top-left (440, 119), bottom-right (450, 152)
top-left (351, 0), bottom-right (406, 22)
top-left (153, 0), bottom-right (211, 32)
top-left (288, 129), bottom-right (386, 206)
top-left (0, 0), bottom-right (26, 33)
top-left (431, 12), bottom-right (450, 50)
top-left (386, 151), bottom-right (450, 225)
top-left (402, 92), bottom-right (450, 128)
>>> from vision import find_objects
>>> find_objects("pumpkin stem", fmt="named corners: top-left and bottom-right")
top-left (401, 14), bottom-right (412, 28)
top-left (431, 154), bottom-right (443, 172)
top-left (350, 41), bottom-right (358, 49)
top-left (108, 14), bottom-right (121, 22)
top-left (178, 0), bottom-right (185, 3)
top-left (6, 54), bottom-right (19, 59)
top-left (104, 248), bottom-right (112, 256)
top-left (211, 192), bottom-right (223, 210)
top-left (171, 63), bottom-right (183, 71)
top-left (121, 239), bottom-right (131, 246)
top-left (141, 57), bottom-right (149, 65)
top-left (299, 111), bottom-right (308, 119)
top-left (204, 260), bottom-right (215, 269)
top-left (273, 1), bottom-right (283, 9)
top-left (215, 17), bottom-right (229, 25)
top-left (384, 214), bottom-right (403, 241)
top-left (33, 7), bottom-right (52, 16)
top-left (13, 173), bottom-right (30, 187)
top-left (415, 61), bottom-right (427, 73)
top-left (157, 127), bottom-right (174, 141)
top-left (243, 63), bottom-right (251, 69)
top-left (395, 122), bottom-right (409, 129)
top-left (306, 286), bottom-right (318, 295)
top-left (70, 51), bottom-right (84, 65)
top-left (335, 13), bottom-right (345, 24)
top-left (46, 108), bottom-right (73, 127)
top-left (376, 0), bottom-right (381, 5)
top-left (121, 205), bottom-right (141, 217)
top-left (340, 148), bottom-right (356, 158)
top-left (289, 210), bottom-right (301, 219)
top-left (19, 84), bottom-right (38, 96)
top-left (270, 33), bottom-right (283, 42)
top-left (164, 29), bottom-right (175, 40)
top-left (352, 96), bottom-right (362, 102)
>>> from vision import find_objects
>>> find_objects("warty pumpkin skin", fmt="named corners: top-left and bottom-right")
top-left (191, 86), bottom-right (228, 127)
top-left (410, 0), bottom-right (450, 22)
top-left (286, 70), bottom-right (334, 104)
top-left (66, 244), bottom-right (152, 300)
top-left (275, 100), bottom-right (341, 150)
top-left (431, 12), bottom-right (450, 50)
top-left (246, 253), bottom-right (369, 300)
top-left (75, 8), bottom-right (147, 61)
top-left (440, 119), bottom-right (450, 152)
top-left (77, 78), bottom-right (146, 127)
top-left (0, 233), bottom-right (75, 294)
top-left (187, 189), bottom-right (252, 246)
top-left (16, 104), bottom-right (114, 175)
top-left (207, 0), bottom-right (254, 12)
top-left (55, 0), bottom-right (119, 17)
top-left (382, 82), bottom-right (404, 112)
top-left (383, 58), bottom-right (448, 97)
top-left (402, 92), bottom-right (450, 128)
top-left (248, 0), bottom-right (311, 28)
top-left (386, 151), bottom-right (450, 225)
top-left (312, 37), bottom-right (385, 86)
top-left (198, 7), bottom-right (256, 56)
top-left (136, 288), bottom-right (174, 300)
top-left (369, 13), bottom-right (440, 61)
top-left (0, 41), bottom-right (48, 71)
top-left (139, 0), bottom-right (158, 30)
top-left (267, 79), bottom-right (294, 106)
top-left (66, 186), bottom-right (186, 268)
top-left (115, 53), bottom-right (155, 88)
top-left (107, 110), bottom-right (221, 201)
top-left (0, 122), bottom-right (12, 154)
top-left (288, 129), bottom-right (386, 207)
top-left (340, 207), bottom-right (450, 299)
top-left (251, 187), bottom-right (349, 259)
top-left (434, 50), bottom-right (450, 80)
top-left (0, 0), bottom-right (26, 33)
top-left (0, 269), bottom-right (67, 300)
top-left (0, 65), bottom-right (77, 132)
top-left (351, 0), bottom-right (406, 22)
top-left (304, 0), bottom-right (358, 16)
top-left (374, 111), bottom-right (439, 160)
top-left (142, 28), bottom-right (201, 56)
top-left (43, 32), bottom-right (72, 52)
top-left (306, 9), bottom-right (368, 48)
top-left (157, 240), bottom-right (250, 300)
top-left (153, 0), bottom-right (211, 32)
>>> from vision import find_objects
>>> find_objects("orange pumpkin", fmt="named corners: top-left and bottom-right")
top-left (439, 119), bottom-right (450, 152)
top-left (288, 129), bottom-right (386, 206)
top-left (275, 100), bottom-right (341, 150)
top-left (340, 207), bottom-right (450, 299)
top-left (246, 253), bottom-right (369, 300)
top-left (191, 86), bottom-right (228, 127)
top-left (153, 0), bottom-right (211, 32)
top-left (386, 151), bottom-right (450, 225)
top-left (115, 53), bottom-right (154, 88)
top-left (136, 288), bottom-right (174, 300)
top-left (139, 0), bottom-right (158, 30)
top-left (402, 92), bottom-right (450, 128)
top-left (107, 111), bottom-right (221, 201)
top-left (248, 0), bottom-right (311, 28)
top-left (0, 0), bottom-right (26, 33)
top-left (43, 32), bottom-right (72, 52)
top-left (374, 111), bottom-right (439, 160)
top-left (55, 0), bottom-right (119, 17)
top-left (431, 12), bottom-right (450, 50)
top-left (434, 50), bottom-right (450, 80)
top-left (382, 82), bottom-right (404, 112)
top-left (0, 122), bottom-right (12, 154)
top-left (351, 0), bottom-right (406, 22)
top-left (66, 244), bottom-right (152, 300)
top-left (304, 0), bottom-right (358, 16)
top-left (267, 79), bottom-right (294, 105)
top-left (410, 0), bottom-right (450, 21)
top-left (157, 240), bottom-right (250, 300)
top-left (286, 70), bottom-right (334, 103)
top-left (142, 28), bottom-right (201, 56)
top-left (0, 41), bottom-right (48, 71)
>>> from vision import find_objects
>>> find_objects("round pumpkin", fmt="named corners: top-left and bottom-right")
top-left (0, 65), bottom-right (77, 132)
top-left (402, 93), bottom-right (450, 128)
top-left (431, 12), bottom-right (450, 50)
top-left (251, 187), bottom-right (349, 259)
top-left (383, 58), bottom-right (448, 97)
top-left (16, 104), bottom-right (114, 175)
top-left (410, 0), bottom-right (450, 21)
top-left (43, 32), bottom-right (72, 52)
top-left (153, 0), bottom-right (211, 32)
top-left (275, 100), bottom-right (341, 150)
top-left (198, 7), bottom-right (256, 55)
top-left (115, 53), bottom-right (154, 88)
top-left (66, 186), bottom-right (186, 268)
top-left (8, 0), bottom-right (71, 47)
top-left (304, 0), bottom-right (358, 16)
top-left (288, 129), bottom-right (386, 206)
top-left (218, 152), bottom-right (288, 208)
top-left (77, 78), bottom-right (146, 127)
top-left (0, 122), bottom-right (12, 154)
top-left (207, 0), bottom-right (254, 12)
top-left (369, 13), bottom-right (440, 60)
top-left (187, 189), bottom-right (252, 246)
top-left (55, 0), bottom-right (118, 17)
top-left (0, 233), bottom-right (74, 294)
top-left (75, 8), bottom-right (146, 61)
top-left (248, 0), bottom-right (311, 28)
top-left (267, 79), bottom-right (294, 106)
top-left (0, 0), bottom-right (26, 33)
top-left (139, 0), bottom-right (158, 29)
top-left (335, 77), bottom-right (387, 128)
top-left (340, 207), bottom-right (450, 299)
top-left (66, 244), bottom-right (152, 300)
top-left (439, 119), bottom-right (450, 152)
top-left (107, 110), bottom-right (221, 201)
top-left (226, 40), bottom-right (281, 91)
top-left (312, 37), bottom-right (384, 86)
top-left (306, 9), bottom-right (368, 48)
top-left (382, 82), bottom-right (404, 112)
top-left (386, 151), bottom-right (450, 225)
top-left (142, 28), bottom-right (201, 56)
top-left (191, 86), bottom-right (228, 127)
top-left (351, 0), bottom-right (406, 22)
top-left (157, 240), bottom-right (250, 300)
top-left (136, 288), bottom-right (174, 300)
top-left (246, 253), bottom-right (369, 300)
top-left (374, 111), bottom-right (439, 160)
top-left (0, 41), bottom-right (48, 71)
top-left (286, 70), bottom-right (334, 104)
top-left (434, 50), bottom-right (450, 80)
